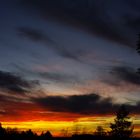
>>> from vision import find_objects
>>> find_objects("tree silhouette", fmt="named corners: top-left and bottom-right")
top-left (0, 123), bottom-right (6, 138)
top-left (110, 105), bottom-right (133, 138)
top-left (40, 131), bottom-right (52, 139)
top-left (94, 126), bottom-right (106, 136)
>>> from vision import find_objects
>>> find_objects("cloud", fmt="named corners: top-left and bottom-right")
top-left (39, 72), bottom-right (81, 84)
top-left (137, 46), bottom-right (140, 54)
top-left (20, 0), bottom-right (139, 48)
top-left (0, 108), bottom-right (19, 117)
top-left (12, 63), bottom-right (82, 85)
top-left (17, 27), bottom-right (53, 43)
top-left (101, 66), bottom-right (140, 86)
top-left (0, 70), bottom-right (39, 94)
top-left (125, 16), bottom-right (140, 30)
top-left (17, 27), bottom-right (82, 61)
top-left (136, 33), bottom-right (140, 54)
top-left (110, 66), bottom-right (140, 85)
top-left (56, 48), bottom-right (81, 62)
top-left (33, 93), bottom-right (118, 115)
top-left (33, 93), bottom-right (140, 115)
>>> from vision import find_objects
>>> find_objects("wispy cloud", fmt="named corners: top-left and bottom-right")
top-left (108, 66), bottom-right (140, 85)
top-left (20, 0), bottom-right (140, 48)
top-left (0, 70), bottom-right (39, 94)
top-left (39, 71), bottom-right (81, 84)
top-left (17, 27), bottom-right (82, 61)
top-left (17, 27), bottom-right (53, 43)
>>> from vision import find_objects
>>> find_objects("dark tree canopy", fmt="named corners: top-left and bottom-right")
top-left (94, 126), bottom-right (106, 136)
top-left (110, 105), bottom-right (133, 138)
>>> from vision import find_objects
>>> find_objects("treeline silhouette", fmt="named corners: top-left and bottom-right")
top-left (0, 106), bottom-right (139, 140)
top-left (0, 124), bottom-right (53, 140)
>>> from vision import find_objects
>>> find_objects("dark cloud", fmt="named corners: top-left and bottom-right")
top-left (17, 27), bottom-right (82, 61)
top-left (136, 34), bottom-right (140, 74)
top-left (33, 93), bottom-right (140, 115)
top-left (0, 95), bottom-right (7, 102)
top-left (0, 70), bottom-right (39, 94)
top-left (17, 27), bottom-right (53, 43)
top-left (56, 48), bottom-right (82, 62)
top-left (137, 46), bottom-right (140, 54)
top-left (0, 108), bottom-right (19, 116)
top-left (33, 93), bottom-right (118, 115)
top-left (125, 16), bottom-right (140, 30)
top-left (39, 72), bottom-right (81, 84)
top-left (20, 0), bottom-right (140, 48)
top-left (101, 66), bottom-right (140, 86)
top-left (136, 33), bottom-right (140, 54)
top-left (110, 66), bottom-right (140, 85)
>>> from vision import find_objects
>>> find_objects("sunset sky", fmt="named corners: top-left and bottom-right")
top-left (0, 0), bottom-right (140, 137)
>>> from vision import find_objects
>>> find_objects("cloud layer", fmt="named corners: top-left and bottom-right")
top-left (17, 27), bottom-right (82, 61)
top-left (21, 0), bottom-right (140, 48)
top-left (0, 70), bottom-right (39, 94)
top-left (102, 66), bottom-right (140, 86)
top-left (33, 93), bottom-right (140, 115)
top-left (111, 66), bottom-right (140, 85)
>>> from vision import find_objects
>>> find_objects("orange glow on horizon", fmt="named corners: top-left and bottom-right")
top-left (0, 101), bottom-right (140, 137)
top-left (1, 116), bottom-right (140, 137)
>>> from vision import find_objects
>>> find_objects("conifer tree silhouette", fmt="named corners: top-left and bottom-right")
top-left (110, 105), bottom-right (133, 138)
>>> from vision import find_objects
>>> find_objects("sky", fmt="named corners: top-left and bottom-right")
top-left (0, 0), bottom-right (140, 137)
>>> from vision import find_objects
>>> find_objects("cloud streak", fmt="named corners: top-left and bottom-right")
top-left (0, 70), bottom-right (39, 94)
top-left (101, 66), bottom-right (140, 87)
top-left (17, 27), bottom-right (82, 61)
top-left (20, 0), bottom-right (140, 48)
top-left (33, 93), bottom-right (140, 115)
top-left (17, 27), bottom-right (53, 43)
top-left (110, 66), bottom-right (140, 85)
top-left (39, 71), bottom-right (81, 84)
top-left (33, 93), bottom-right (116, 115)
